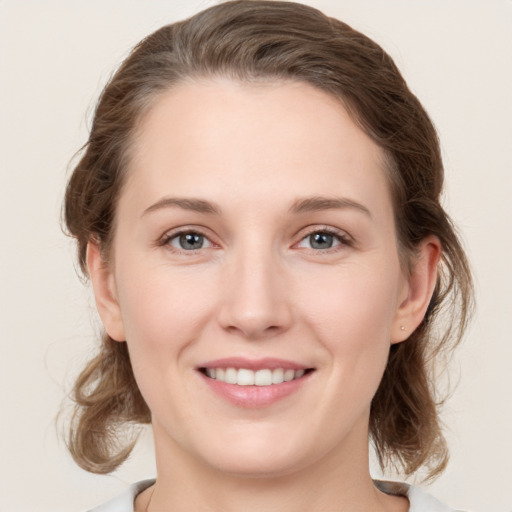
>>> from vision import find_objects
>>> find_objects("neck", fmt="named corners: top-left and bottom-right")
top-left (141, 422), bottom-right (408, 512)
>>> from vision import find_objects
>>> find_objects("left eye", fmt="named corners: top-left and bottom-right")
top-left (168, 232), bottom-right (212, 251)
top-left (297, 231), bottom-right (343, 250)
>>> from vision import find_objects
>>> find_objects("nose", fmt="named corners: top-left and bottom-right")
top-left (217, 245), bottom-right (292, 340)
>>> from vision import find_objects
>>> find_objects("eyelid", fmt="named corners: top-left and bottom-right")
top-left (156, 224), bottom-right (353, 253)
top-left (293, 225), bottom-right (354, 250)
top-left (157, 225), bottom-right (219, 252)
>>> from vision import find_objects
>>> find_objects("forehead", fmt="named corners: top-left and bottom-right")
top-left (123, 79), bottom-right (392, 218)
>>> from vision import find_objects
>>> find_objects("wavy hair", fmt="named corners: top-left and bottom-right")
top-left (63, 0), bottom-right (473, 477)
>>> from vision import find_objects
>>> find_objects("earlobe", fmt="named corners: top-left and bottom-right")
top-left (86, 240), bottom-right (126, 342)
top-left (391, 236), bottom-right (441, 344)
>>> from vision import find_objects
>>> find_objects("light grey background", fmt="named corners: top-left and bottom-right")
top-left (1, 1), bottom-right (511, 511)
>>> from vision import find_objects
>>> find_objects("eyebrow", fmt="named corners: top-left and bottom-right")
top-left (142, 197), bottom-right (221, 217)
top-left (142, 195), bottom-right (371, 218)
top-left (289, 196), bottom-right (372, 217)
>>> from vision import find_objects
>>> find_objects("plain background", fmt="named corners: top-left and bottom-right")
top-left (1, 1), bottom-right (511, 511)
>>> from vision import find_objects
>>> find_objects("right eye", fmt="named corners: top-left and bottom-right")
top-left (165, 231), bottom-right (213, 251)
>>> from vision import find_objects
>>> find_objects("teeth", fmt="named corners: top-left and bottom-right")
top-left (254, 369), bottom-right (272, 386)
top-left (225, 367), bottom-right (237, 384)
top-left (238, 368), bottom-right (255, 386)
top-left (205, 367), bottom-right (308, 386)
top-left (283, 369), bottom-right (295, 382)
top-left (272, 368), bottom-right (284, 384)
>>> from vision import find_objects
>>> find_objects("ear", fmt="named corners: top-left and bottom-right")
top-left (86, 240), bottom-right (126, 342)
top-left (391, 236), bottom-right (441, 344)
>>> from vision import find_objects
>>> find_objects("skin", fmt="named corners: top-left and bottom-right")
top-left (88, 79), bottom-right (440, 512)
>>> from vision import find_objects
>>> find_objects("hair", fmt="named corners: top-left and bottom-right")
top-left (63, 0), bottom-right (473, 478)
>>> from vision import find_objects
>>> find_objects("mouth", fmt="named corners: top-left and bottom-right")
top-left (199, 367), bottom-right (314, 386)
top-left (196, 357), bottom-right (315, 407)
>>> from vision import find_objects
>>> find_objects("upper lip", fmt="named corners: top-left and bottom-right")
top-left (198, 357), bottom-right (311, 371)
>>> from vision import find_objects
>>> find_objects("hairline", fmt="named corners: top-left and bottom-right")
top-left (102, 73), bottom-right (410, 272)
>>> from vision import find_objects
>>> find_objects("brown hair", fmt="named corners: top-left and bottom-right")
top-left (63, 0), bottom-right (473, 478)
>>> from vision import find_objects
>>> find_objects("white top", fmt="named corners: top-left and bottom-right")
top-left (86, 479), bottom-right (467, 512)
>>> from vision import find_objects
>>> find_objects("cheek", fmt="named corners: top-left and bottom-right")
top-left (297, 262), bottom-right (402, 389)
top-left (303, 266), bottom-right (400, 340)
top-left (113, 265), bottom-right (220, 416)
top-left (114, 264), bottom-right (219, 365)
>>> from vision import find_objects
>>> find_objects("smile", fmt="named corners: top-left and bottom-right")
top-left (202, 367), bottom-right (308, 386)
top-left (198, 358), bottom-right (315, 407)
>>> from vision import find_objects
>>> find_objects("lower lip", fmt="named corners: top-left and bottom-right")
top-left (200, 372), bottom-right (312, 408)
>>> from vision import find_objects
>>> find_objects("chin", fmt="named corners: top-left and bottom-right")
top-left (206, 450), bottom-right (308, 479)
top-left (192, 426), bottom-right (320, 478)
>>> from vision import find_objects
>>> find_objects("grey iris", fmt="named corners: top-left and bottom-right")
top-left (310, 232), bottom-right (334, 249)
top-left (180, 233), bottom-right (204, 250)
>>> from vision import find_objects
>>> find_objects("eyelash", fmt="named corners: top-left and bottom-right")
top-left (158, 226), bottom-right (353, 254)
top-left (295, 226), bottom-right (353, 252)
top-left (158, 228), bottom-right (215, 253)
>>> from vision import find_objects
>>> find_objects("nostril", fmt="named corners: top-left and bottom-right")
top-left (222, 322), bottom-right (285, 340)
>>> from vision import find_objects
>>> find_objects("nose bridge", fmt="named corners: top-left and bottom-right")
top-left (218, 235), bottom-right (291, 339)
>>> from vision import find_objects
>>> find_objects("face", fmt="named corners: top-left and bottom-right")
top-left (92, 79), bottom-right (421, 479)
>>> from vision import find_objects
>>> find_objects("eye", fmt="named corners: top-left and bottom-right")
top-left (166, 231), bottom-right (213, 251)
top-left (296, 229), bottom-right (351, 251)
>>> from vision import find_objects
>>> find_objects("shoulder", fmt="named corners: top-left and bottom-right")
top-left (407, 485), bottom-right (466, 512)
top-left (84, 479), bottom-right (155, 512)
top-left (87, 479), bottom-right (472, 512)
top-left (375, 480), bottom-right (469, 512)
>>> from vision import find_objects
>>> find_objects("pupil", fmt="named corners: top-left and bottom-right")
top-left (310, 232), bottom-right (333, 249)
top-left (180, 233), bottom-right (203, 250)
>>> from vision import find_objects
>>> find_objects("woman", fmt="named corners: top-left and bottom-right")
top-left (63, 1), bottom-right (473, 511)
